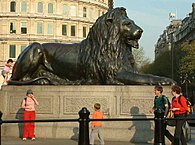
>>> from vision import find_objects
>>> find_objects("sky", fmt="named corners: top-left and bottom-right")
top-left (114, 0), bottom-right (194, 61)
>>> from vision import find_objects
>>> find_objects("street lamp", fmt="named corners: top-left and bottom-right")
top-left (180, 73), bottom-right (194, 97)
top-left (181, 73), bottom-right (190, 97)
top-left (108, 0), bottom-right (114, 10)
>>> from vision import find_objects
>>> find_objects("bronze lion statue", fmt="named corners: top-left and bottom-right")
top-left (9, 7), bottom-right (175, 85)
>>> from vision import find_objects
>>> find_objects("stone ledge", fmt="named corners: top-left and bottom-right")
top-left (0, 85), bottom-right (173, 143)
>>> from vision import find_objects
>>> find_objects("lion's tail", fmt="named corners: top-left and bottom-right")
top-left (7, 77), bottom-right (51, 85)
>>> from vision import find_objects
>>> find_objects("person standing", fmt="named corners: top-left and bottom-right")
top-left (90, 103), bottom-right (104, 145)
top-left (21, 89), bottom-right (39, 141)
top-left (1, 59), bottom-right (13, 85)
top-left (171, 85), bottom-right (187, 145)
top-left (150, 85), bottom-right (174, 143)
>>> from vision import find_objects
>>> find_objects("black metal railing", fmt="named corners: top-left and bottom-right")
top-left (0, 108), bottom-right (195, 145)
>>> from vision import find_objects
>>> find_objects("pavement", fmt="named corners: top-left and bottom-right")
top-left (1, 127), bottom-right (195, 145)
top-left (1, 138), bottom-right (151, 145)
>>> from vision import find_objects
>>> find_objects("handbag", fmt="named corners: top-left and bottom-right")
top-left (166, 111), bottom-right (176, 126)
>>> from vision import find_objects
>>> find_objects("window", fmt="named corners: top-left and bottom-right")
top-left (10, 1), bottom-right (16, 12)
top-left (62, 4), bottom-right (67, 15)
top-left (10, 22), bottom-right (16, 33)
top-left (37, 2), bottom-right (43, 13)
top-left (21, 1), bottom-right (27, 12)
top-left (71, 5), bottom-right (76, 16)
top-left (71, 25), bottom-right (76, 36)
top-left (21, 45), bottom-right (26, 53)
top-left (37, 22), bottom-right (43, 34)
top-left (21, 22), bottom-right (27, 34)
top-left (62, 24), bottom-right (67, 36)
top-left (9, 45), bottom-right (16, 58)
top-left (47, 23), bottom-right (53, 35)
top-left (90, 8), bottom-right (93, 19)
top-left (48, 3), bottom-right (53, 14)
top-left (83, 7), bottom-right (87, 17)
top-left (83, 27), bottom-right (86, 38)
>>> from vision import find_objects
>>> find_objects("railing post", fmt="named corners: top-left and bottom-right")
top-left (154, 109), bottom-right (165, 145)
top-left (78, 107), bottom-right (90, 145)
top-left (0, 111), bottom-right (3, 145)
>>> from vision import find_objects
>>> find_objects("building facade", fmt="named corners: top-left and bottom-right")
top-left (155, 3), bottom-right (195, 59)
top-left (0, 0), bottom-right (110, 83)
top-left (154, 20), bottom-right (182, 58)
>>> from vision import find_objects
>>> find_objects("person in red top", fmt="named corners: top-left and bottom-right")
top-left (171, 85), bottom-right (187, 145)
top-left (21, 89), bottom-right (39, 141)
top-left (90, 103), bottom-right (104, 145)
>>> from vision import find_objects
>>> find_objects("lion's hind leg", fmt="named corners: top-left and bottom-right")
top-left (11, 42), bottom-right (44, 81)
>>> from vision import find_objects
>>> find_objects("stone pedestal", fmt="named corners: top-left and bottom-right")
top-left (0, 85), bottom-right (174, 143)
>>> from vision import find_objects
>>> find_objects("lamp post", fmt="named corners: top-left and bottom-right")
top-left (108, 0), bottom-right (114, 10)
top-left (168, 31), bottom-right (176, 80)
top-left (180, 73), bottom-right (191, 97)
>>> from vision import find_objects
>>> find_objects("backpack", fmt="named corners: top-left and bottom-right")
top-left (186, 100), bottom-right (193, 115)
top-left (162, 95), bottom-right (171, 111)
top-left (177, 95), bottom-right (193, 115)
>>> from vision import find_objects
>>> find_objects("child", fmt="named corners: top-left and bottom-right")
top-left (1, 59), bottom-right (13, 85)
top-left (90, 103), bottom-right (104, 145)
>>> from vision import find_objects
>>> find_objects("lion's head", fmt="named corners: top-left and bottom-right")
top-left (80, 7), bottom-right (143, 84)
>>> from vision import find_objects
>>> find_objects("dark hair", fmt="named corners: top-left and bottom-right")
top-left (7, 59), bottom-right (13, 63)
top-left (154, 85), bottom-right (163, 93)
top-left (94, 103), bottom-right (101, 110)
top-left (171, 85), bottom-right (181, 94)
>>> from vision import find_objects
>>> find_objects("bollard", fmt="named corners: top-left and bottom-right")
top-left (0, 111), bottom-right (3, 145)
top-left (154, 109), bottom-right (165, 145)
top-left (78, 107), bottom-right (90, 145)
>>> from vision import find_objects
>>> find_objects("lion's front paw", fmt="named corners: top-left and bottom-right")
top-left (150, 76), bottom-right (176, 85)
top-left (106, 79), bottom-right (124, 85)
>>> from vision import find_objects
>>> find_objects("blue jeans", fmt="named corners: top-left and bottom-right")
top-left (1, 70), bottom-right (6, 77)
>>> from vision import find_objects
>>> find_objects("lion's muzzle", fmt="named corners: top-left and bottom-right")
top-left (122, 18), bottom-right (143, 49)
top-left (126, 26), bottom-right (143, 49)
top-left (133, 28), bottom-right (143, 39)
top-left (131, 27), bottom-right (143, 49)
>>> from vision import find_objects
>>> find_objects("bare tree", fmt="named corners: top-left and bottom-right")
top-left (133, 47), bottom-right (151, 71)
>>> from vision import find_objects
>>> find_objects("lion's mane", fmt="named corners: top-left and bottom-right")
top-left (80, 8), bottom-right (127, 84)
